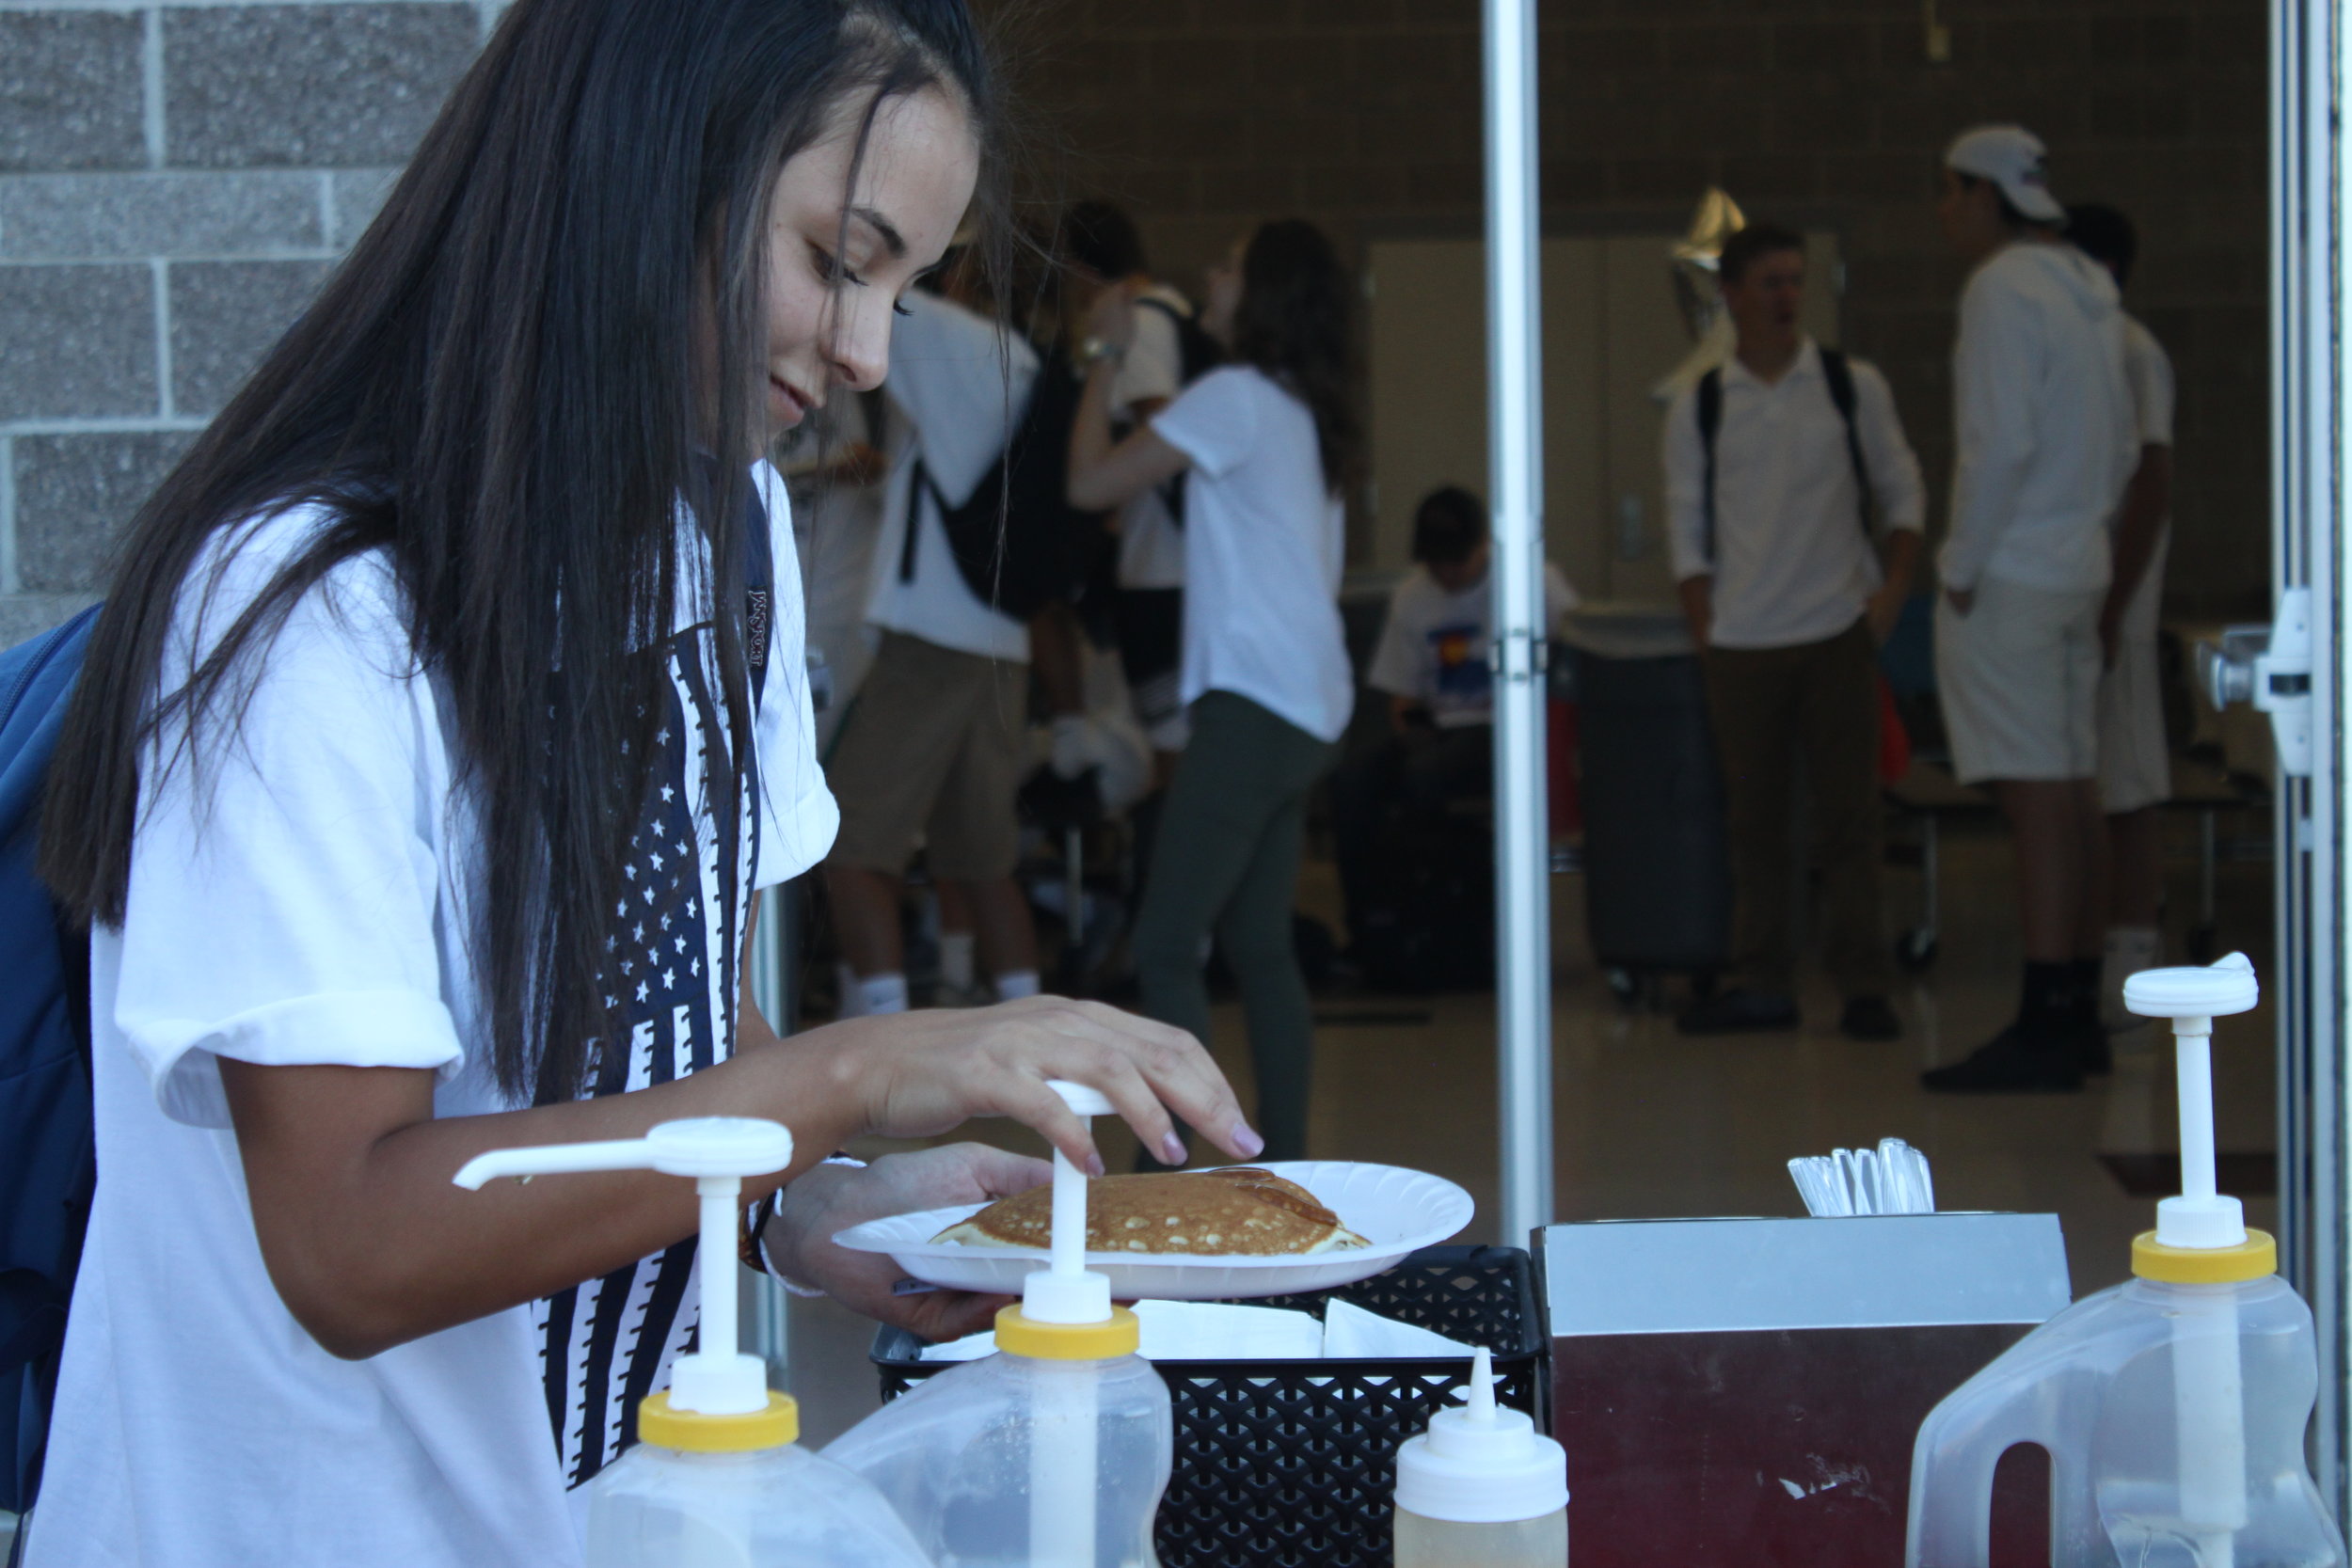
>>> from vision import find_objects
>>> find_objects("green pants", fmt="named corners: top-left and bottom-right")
top-left (1134, 690), bottom-right (1337, 1161)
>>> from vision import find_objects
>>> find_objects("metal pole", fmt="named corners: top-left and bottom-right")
top-left (1483, 0), bottom-right (1553, 1250)
top-left (2309, 0), bottom-right (2347, 1515)
top-left (2275, 0), bottom-right (2345, 1516)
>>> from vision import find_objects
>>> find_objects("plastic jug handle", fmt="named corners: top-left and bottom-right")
top-left (1906, 1360), bottom-right (2088, 1568)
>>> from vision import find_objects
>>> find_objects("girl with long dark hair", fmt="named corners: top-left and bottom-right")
top-left (1067, 220), bottom-right (1359, 1162)
top-left (24, 2), bottom-right (1254, 1560)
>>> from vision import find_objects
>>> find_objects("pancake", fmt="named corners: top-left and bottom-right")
top-left (931, 1167), bottom-right (1370, 1256)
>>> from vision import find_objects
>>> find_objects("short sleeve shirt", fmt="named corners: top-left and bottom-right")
top-left (1367, 563), bottom-right (1577, 726)
top-left (31, 465), bottom-right (834, 1568)
top-left (1152, 366), bottom-right (1354, 743)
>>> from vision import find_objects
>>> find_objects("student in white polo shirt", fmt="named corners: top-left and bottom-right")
top-left (1922, 126), bottom-right (2138, 1093)
top-left (2066, 203), bottom-right (2177, 1035)
top-left (1663, 221), bottom-right (1926, 1043)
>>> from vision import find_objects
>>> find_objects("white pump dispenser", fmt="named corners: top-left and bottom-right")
top-left (825, 1082), bottom-right (1174, 1567)
top-left (1392, 1345), bottom-right (1570, 1567)
top-left (453, 1117), bottom-right (935, 1568)
top-left (1905, 957), bottom-right (2345, 1568)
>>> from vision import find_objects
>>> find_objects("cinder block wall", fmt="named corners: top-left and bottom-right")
top-left (0, 0), bottom-right (485, 643)
top-left (1014, 0), bottom-right (2269, 615)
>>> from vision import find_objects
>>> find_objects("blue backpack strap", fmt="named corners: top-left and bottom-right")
top-left (1695, 366), bottom-right (1723, 566)
top-left (0, 601), bottom-right (102, 1515)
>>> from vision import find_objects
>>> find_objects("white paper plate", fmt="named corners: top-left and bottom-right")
top-left (830, 1161), bottom-right (1474, 1301)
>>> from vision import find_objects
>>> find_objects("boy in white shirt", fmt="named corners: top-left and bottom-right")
top-left (1923, 126), bottom-right (2138, 1093)
top-left (1663, 222), bottom-right (1926, 1042)
top-left (1334, 487), bottom-right (1573, 947)
top-left (2067, 203), bottom-right (2177, 1034)
top-left (822, 283), bottom-right (1043, 1018)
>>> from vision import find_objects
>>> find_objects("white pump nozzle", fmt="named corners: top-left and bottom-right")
top-left (452, 1117), bottom-right (792, 1415)
top-left (1021, 1080), bottom-right (1115, 1325)
top-left (2124, 953), bottom-right (2258, 1251)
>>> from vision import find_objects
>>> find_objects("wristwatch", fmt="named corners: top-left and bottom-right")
top-left (1080, 336), bottom-right (1126, 368)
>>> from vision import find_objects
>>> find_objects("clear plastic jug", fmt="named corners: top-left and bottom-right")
top-left (587, 1429), bottom-right (938, 1568)
top-left (824, 1081), bottom-right (1175, 1568)
top-left (1907, 1271), bottom-right (2338, 1566)
top-left (453, 1117), bottom-right (935, 1568)
top-left (824, 1331), bottom-right (1173, 1568)
top-left (1906, 958), bottom-right (2346, 1568)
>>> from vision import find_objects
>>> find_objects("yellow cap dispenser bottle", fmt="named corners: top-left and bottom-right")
top-left (1905, 958), bottom-right (2345, 1567)
top-left (823, 1082), bottom-right (1174, 1567)
top-left (453, 1117), bottom-right (934, 1568)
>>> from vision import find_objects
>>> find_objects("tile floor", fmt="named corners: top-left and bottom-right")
top-left (784, 806), bottom-right (2280, 1446)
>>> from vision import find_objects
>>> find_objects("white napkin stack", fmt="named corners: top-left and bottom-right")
top-left (914, 1299), bottom-right (1478, 1363)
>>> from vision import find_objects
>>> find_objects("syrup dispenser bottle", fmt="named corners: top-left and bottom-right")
top-left (453, 1117), bottom-right (935, 1568)
top-left (823, 1081), bottom-right (1174, 1567)
top-left (1906, 956), bottom-right (2345, 1568)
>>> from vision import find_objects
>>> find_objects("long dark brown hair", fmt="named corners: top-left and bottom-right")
top-left (40, 0), bottom-right (1001, 1104)
top-left (1230, 218), bottom-right (1359, 499)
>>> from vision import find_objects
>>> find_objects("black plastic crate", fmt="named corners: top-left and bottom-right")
top-left (869, 1244), bottom-right (1546, 1568)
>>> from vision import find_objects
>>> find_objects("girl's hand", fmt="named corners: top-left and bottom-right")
top-left (806, 996), bottom-right (1259, 1175)
top-left (1084, 282), bottom-right (1137, 353)
top-left (765, 1144), bottom-right (1049, 1341)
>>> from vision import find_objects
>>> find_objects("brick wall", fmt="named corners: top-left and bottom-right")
top-left (1009, 0), bottom-right (2270, 615)
top-left (0, 0), bottom-right (484, 643)
top-left (0, 0), bottom-right (2272, 635)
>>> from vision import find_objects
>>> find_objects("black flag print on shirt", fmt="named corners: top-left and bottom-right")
top-left (536, 492), bottom-right (771, 1489)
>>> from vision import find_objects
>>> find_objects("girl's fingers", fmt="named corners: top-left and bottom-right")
top-left (1061, 1001), bottom-right (1258, 1159)
top-left (998, 1074), bottom-right (1104, 1176)
top-left (1060, 1044), bottom-right (1186, 1169)
top-left (950, 1142), bottom-right (1055, 1198)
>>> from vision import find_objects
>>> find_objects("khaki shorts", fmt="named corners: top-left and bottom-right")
top-left (825, 631), bottom-right (1028, 880)
top-left (2099, 628), bottom-right (2169, 813)
top-left (1935, 578), bottom-right (2104, 784)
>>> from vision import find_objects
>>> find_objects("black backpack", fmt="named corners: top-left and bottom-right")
top-left (1695, 345), bottom-right (1871, 563)
top-left (1130, 295), bottom-right (1224, 530)
top-left (902, 349), bottom-right (1090, 623)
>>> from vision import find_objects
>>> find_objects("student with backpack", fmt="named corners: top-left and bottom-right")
top-left (819, 267), bottom-right (1052, 1021)
top-left (1068, 220), bottom-right (1357, 1164)
top-left (13, 4), bottom-right (1255, 1561)
top-left (1664, 221), bottom-right (1927, 1043)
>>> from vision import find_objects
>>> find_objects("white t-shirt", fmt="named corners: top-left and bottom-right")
top-left (782, 391), bottom-right (886, 740)
top-left (1661, 340), bottom-right (1928, 650)
top-left (28, 466), bottom-right (835, 1568)
top-left (1151, 365), bottom-right (1354, 744)
top-left (1111, 285), bottom-right (1191, 591)
top-left (1367, 562), bottom-right (1578, 726)
top-left (866, 290), bottom-right (1038, 662)
top-left (2116, 313), bottom-right (2176, 643)
top-left (1941, 241), bottom-right (2137, 595)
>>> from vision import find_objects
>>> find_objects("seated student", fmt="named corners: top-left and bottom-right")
top-left (1330, 486), bottom-right (1573, 949)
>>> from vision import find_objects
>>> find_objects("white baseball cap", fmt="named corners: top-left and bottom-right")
top-left (1944, 124), bottom-right (2065, 223)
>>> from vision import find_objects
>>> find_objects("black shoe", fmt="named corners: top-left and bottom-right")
top-left (1840, 995), bottom-right (1902, 1041)
top-left (1921, 1026), bottom-right (2084, 1093)
top-left (1677, 989), bottom-right (1800, 1036)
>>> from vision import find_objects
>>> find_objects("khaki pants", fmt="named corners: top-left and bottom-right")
top-left (1701, 619), bottom-right (1890, 997)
